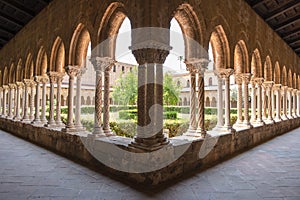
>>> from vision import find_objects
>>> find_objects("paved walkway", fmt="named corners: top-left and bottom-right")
top-left (0, 128), bottom-right (300, 200)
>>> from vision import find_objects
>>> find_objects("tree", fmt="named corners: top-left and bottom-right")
top-left (112, 67), bottom-right (138, 105)
top-left (163, 73), bottom-right (181, 106)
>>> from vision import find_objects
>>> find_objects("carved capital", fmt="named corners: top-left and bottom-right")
top-left (241, 73), bottom-right (251, 84)
top-left (2, 85), bottom-right (9, 90)
top-left (234, 74), bottom-right (243, 85)
top-left (215, 68), bottom-right (234, 79)
top-left (185, 58), bottom-right (208, 76)
top-left (64, 65), bottom-right (81, 78)
top-left (16, 82), bottom-right (24, 88)
top-left (8, 83), bottom-right (16, 89)
top-left (132, 48), bottom-right (170, 65)
top-left (263, 81), bottom-right (274, 89)
top-left (47, 72), bottom-right (59, 83)
top-left (254, 78), bottom-right (264, 86)
top-left (273, 84), bottom-right (282, 91)
top-left (90, 57), bottom-right (115, 72)
top-left (35, 76), bottom-right (48, 84)
top-left (293, 89), bottom-right (298, 94)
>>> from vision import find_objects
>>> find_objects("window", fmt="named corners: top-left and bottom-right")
top-left (113, 65), bottom-right (116, 72)
top-left (209, 77), bottom-right (213, 86)
top-left (122, 66), bottom-right (125, 73)
top-left (187, 80), bottom-right (190, 88)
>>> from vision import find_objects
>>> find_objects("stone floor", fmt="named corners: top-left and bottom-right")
top-left (0, 128), bottom-right (300, 200)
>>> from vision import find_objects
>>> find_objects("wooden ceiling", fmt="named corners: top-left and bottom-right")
top-left (245, 0), bottom-right (300, 57)
top-left (0, 0), bottom-right (299, 57)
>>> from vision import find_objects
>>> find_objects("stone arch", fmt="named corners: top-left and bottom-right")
top-left (209, 25), bottom-right (230, 69)
top-left (0, 71), bottom-right (2, 86)
top-left (3, 67), bottom-right (8, 85)
top-left (282, 66), bottom-right (287, 86)
top-left (97, 2), bottom-right (127, 58)
top-left (298, 75), bottom-right (300, 89)
top-left (211, 97), bottom-right (217, 107)
top-left (293, 73), bottom-right (297, 89)
top-left (264, 56), bottom-right (272, 81)
top-left (288, 69), bottom-right (293, 88)
top-left (274, 62), bottom-right (280, 84)
top-left (173, 3), bottom-right (205, 58)
top-left (35, 47), bottom-right (48, 76)
top-left (251, 48), bottom-right (262, 78)
top-left (69, 23), bottom-right (91, 67)
top-left (234, 40), bottom-right (249, 74)
top-left (9, 63), bottom-right (15, 83)
top-left (25, 53), bottom-right (34, 79)
top-left (205, 96), bottom-right (210, 107)
top-left (86, 96), bottom-right (91, 105)
top-left (50, 37), bottom-right (65, 72)
top-left (16, 59), bottom-right (23, 82)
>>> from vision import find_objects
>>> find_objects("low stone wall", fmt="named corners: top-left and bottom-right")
top-left (0, 117), bottom-right (299, 185)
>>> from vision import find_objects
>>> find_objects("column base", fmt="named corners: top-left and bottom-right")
top-left (92, 127), bottom-right (106, 137)
top-left (274, 117), bottom-right (282, 122)
top-left (129, 134), bottom-right (169, 152)
top-left (233, 123), bottom-right (252, 131)
top-left (31, 120), bottom-right (44, 126)
top-left (281, 115), bottom-right (288, 120)
top-left (104, 129), bottom-right (116, 137)
top-left (13, 116), bottom-right (21, 121)
top-left (212, 126), bottom-right (232, 133)
top-left (62, 127), bottom-right (86, 133)
top-left (263, 119), bottom-right (275, 124)
top-left (292, 114), bottom-right (298, 118)
top-left (251, 120), bottom-right (265, 127)
top-left (287, 115), bottom-right (294, 119)
top-left (21, 117), bottom-right (31, 123)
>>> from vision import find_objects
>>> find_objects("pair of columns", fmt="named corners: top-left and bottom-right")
top-left (184, 59), bottom-right (208, 137)
top-left (250, 78), bottom-right (264, 125)
top-left (21, 79), bottom-right (35, 122)
top-left (62, 66), bottom-right (87, 132)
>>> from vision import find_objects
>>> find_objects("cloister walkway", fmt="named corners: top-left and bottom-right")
top-left (0, 128), bottom-right (300, 200)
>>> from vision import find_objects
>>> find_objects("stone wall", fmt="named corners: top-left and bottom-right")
top-left (0, 118), bottom-right (299, 186)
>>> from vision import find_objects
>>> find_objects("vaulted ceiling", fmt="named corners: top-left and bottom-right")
top-left (0, 0), bottom-right (299, 57)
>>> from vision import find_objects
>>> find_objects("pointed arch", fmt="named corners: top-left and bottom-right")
top-left (36, 47), bottom-right (48, 76)
top-left (16, 59), bottom-right (23, 82)
top-left (282, 66), bottom-right (287, 86)
top-left (9, 63), bottom-right (15, 83)
top-left (25, 53), bottom-right (34, 79)
top-left (264, 56), bottom-right (272, 81)
top-left (97, 2), bottom-right (128, 58)
top-left (288, 69), bottom-right (293, 88)
top-left (0, 71), bottom-right (2, 87)
top-left (234, 40), bottom-right (249, 74)
top-left (251, 48), bottom-right (262, 78)
top-left (209, 25), bottom-right (230, 69)
top-left (50, 37), bottom-right (65, 72)
top-left (69, 23), bottom-right (91, 67)
top-left (274, 62), bottom-right (280, 84)
top-left (293, 73), bottom-right (297, 89)
top-left (3, 67), bottom-right (8, 85)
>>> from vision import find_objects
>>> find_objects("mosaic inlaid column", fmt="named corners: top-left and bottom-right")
top-left (273, 84), bottom-right (281, 121)
top-left (56, 73), bottom-right (64, 127)
top-left (14, 82), bottom-right (24, 121)
top-left (293, 89), bottom-right (297, 118)
top-left (22, 79), bottom-right (31, 122)
top-left (2, 85), bottom-right (8, 116)
top-left (8, 84), bottom-right (15, 119)
top-left (40, 77), bottom-right (49, 124)
top-left (62, 66), bottom-right (80, 132)
top-left (187, 64), bottom-right (197, 133)
top-left (74, 68), bottom-right (87, 131)
top-left (103, 65), bottom-right (114, 136)
top-left (46, 72), bottom-right (57, 126)
top-left (32, 76), bottom-right (42, 124)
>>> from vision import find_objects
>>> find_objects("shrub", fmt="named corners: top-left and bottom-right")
top-left (119, 110), bottom-right (137, 120)
top-left (163, 111), bottom-right (177, 119)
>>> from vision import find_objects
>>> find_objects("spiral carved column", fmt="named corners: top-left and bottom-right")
top-left (103, 65), bottom-right (114, 136)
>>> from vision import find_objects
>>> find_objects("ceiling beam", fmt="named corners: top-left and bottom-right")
top-left (0, 24), bottom-right (16, 36)
top-left (0, 10), bottom-right (25, 27)
top-left (37, 0), bottom-right (50, 6)
top-left (282, 27), bottom-right (300, 39)
top-left (1, 0), bottom-right (35, 18)
top-left (0, 36), bottom-right (9, 42)
top-left (274, 15), bottom-right (300, 32)
top-left (288, 37), bottom-right (300, 46)
top-left (251, 0), bottom-right (267, 9)
top-left (265, 1), bottom-right (300, 22)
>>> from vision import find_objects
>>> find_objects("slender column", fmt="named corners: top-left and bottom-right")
top-left (74, 68), bottom-right (87, 130)
top-left (242, 74), bottom-right (251, 127)
top-left (14, 82), bottom-right (24, 120)
top-left (250, 80), bottom-right (257, 123)
top-left (281, 86), bottom-right (288, 120)
top-left (2, 85), bottom-right (8, 116)
top-left (287, 88), bottom-right (293, 119)
top-left (103, 65), bottom-right (114, 135)
top-left (40, 77), bottom-right (49, 124)
top-left (130, 48), bottom-right (170, 151)
top-left (273, 84), bottom-right (282, 121)
top-left (0, 87), bottom-right (2, 116)
top-left (62, 66), bottom-right (80, 132)
top-left (255, 78), bottom-right (264, 124)
top-left (13, 84), bottom-right (17, 117)
top-left (187, 64), bottom-right (197, 132)
top-left (46, 72), bottom-right (57, 126)
top-left (56, 73), bottom-right (64, 126)
top-left (8, 84), bottom-right (16, 119)
top-left (293, 89), bottom-right (297, 118)
top-left (262, 85), bottom-right (267, 120)
top-left (223, 69), bottom-right (234, 130)
top-left (297, 91), bottom-right (300, 117)
top-left (263, 81), bottom-right (274, 123)
top-left (22, 80), bottom-right (31, 122)
top-left (32, 77), bottom-right (42, 124)
top-left (29, 81), bottom-right (35, 121)
top-left (215, 74), bottom-right (224, 128)
top-left (235, 74), bottom-right (243, 124)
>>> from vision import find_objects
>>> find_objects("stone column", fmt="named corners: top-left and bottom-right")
top-left (62, 66), bottom-right (80, 132)
top-left (242, 74), bottom-right (251, 127)
top-left (233, 74), bottom-right (243, 129)
top-left (74, 68), bottom-right (87, 131)
top-left (263, 81), bottom-right (274, 124)
top-left (250, 80), bottom-right (257, 123)
top-left (13, 84), bottom-right (18, 117)
top-left (0, 87), bottom-right (2, 116)
top-left (46, 72), bottom-right (57, 127)
top-left (293, 89), bottom-right (297, 118)
top-left (29, 81), bottom-right (35, 121)
top-left (287, 88), bottom-right (293, 119)
top-left (297, 91), bottom-right (300, 117)
top-left (103, 65), bottom-right (114, 136)
top-left (281, 86), bottom-right (288, 120)
top-left (214, 71), bottom-right (224, 129)
top-left (187, 64), bottom-right (197, 133)
top-left (55, 73), bottom-right (64, 127)
top-left (90, 57), bottom-right (115, 136)
top-left (130, 48), bottom-right (170, 151)
top-left (7, 84), bottom-right (16, 119)
top-left (14, 82), bottom-right (24, 120)
top-left (22, 79), bottom-right (31, 122)
top-left (2, 85), bottom-right (8, 116)
top-left (32, 77), bottom-right (42, 124)
top-left (40, 76), bottom-right (49, 124)
top-left (222, 69), bottom-right (234, 131)
top-left (262, 85), bottom-right (267, 120)
top-left (255, 78), bottom-right (264, 124)
top-left (273, 84), bottom-right (282, 122)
